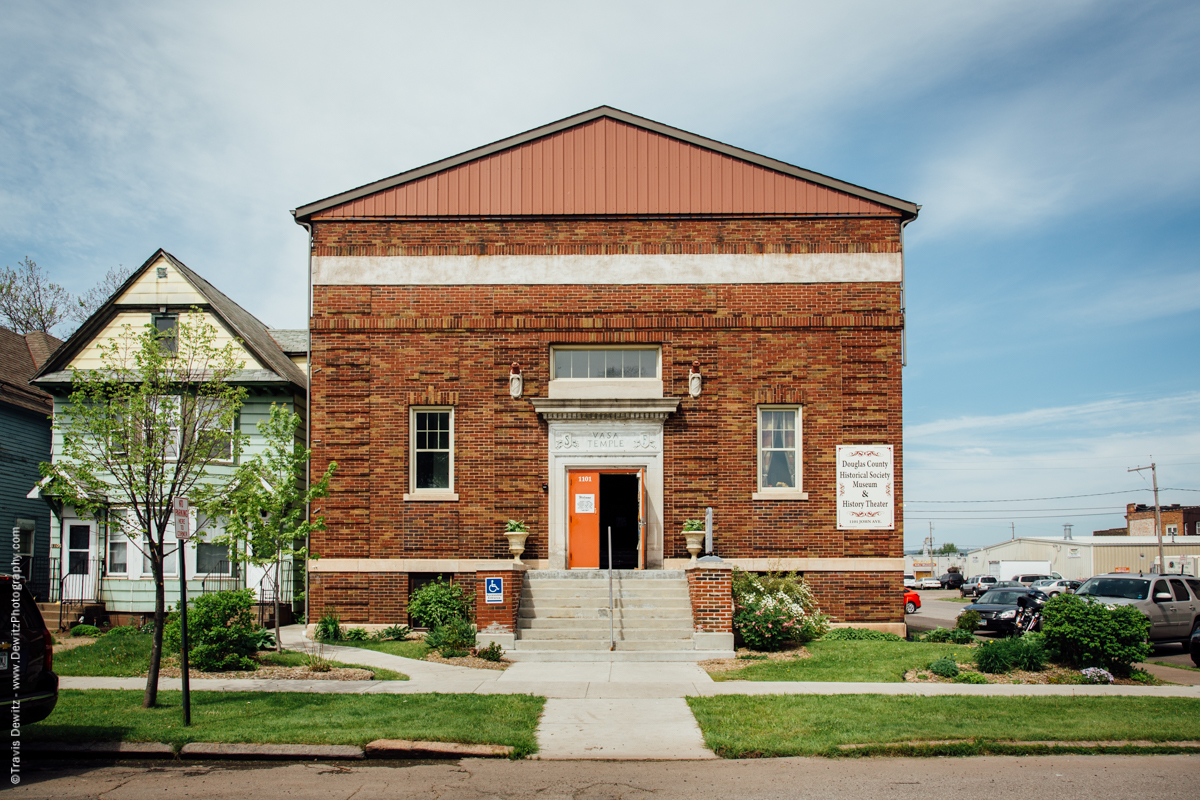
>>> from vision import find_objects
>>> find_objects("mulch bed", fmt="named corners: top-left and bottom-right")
top-left (700, 644), bottom-right (810, 674)
top-left (148, 653), bottom-right (375, 681)
top-left (423, 650), bottom-right (511, 671)
top-left (904, 663), bottom-right (1155, 686)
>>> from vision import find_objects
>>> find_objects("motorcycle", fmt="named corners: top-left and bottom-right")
top-left (1014, 591), bottom-right (1048, 634)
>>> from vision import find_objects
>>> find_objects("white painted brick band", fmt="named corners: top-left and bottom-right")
top-left (313, 252), bottom-right (901, 285)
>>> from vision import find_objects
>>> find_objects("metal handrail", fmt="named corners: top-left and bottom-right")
top-left (607, 526), bottom-right (614, 652)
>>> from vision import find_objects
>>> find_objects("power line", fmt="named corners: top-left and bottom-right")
top-left (912, 505), bottom-right (1126, 513)
top-left (907, 490), bottom-right (1148, 503)
top-left (906, 512), bottom-right (1125, 520)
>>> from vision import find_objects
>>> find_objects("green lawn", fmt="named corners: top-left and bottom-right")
top-left (329, 639), bottom-right (431, 660)
top-left (1150, 660), bottom-right (1200, 673)
top-left (710, 640), bottom-right (971, 682)
top-left (55, 632), bottom-right (407, 680)
top-left (687, 695), bottom-right (1200, 758)
top-left (29, 690), bottom-right (542, 757)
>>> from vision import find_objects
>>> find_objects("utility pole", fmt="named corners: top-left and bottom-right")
top-left (1129, 462), bottom-right (1165, 574)
top-left (1010, 522), bottom-right (1015, 541)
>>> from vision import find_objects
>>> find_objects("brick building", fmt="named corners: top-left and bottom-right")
top-left (1127, 503), bottom-right (1200, 538)
top-left (293, 107), bottom-right (918, 655)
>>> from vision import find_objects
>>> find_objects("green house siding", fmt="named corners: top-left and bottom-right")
top-left (0, 403), bottom-right (54, 600)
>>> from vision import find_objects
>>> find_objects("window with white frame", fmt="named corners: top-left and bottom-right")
top-left (757, 406), bottom-right (802, 493)
top-left (410, 408), bottom-right (454, 494)
top-left (552, 348), bottom-right (659, 379)
top-left (153, 312), bottom-right (178, 355)
top-left (142, 532), bottom-right (178, 576)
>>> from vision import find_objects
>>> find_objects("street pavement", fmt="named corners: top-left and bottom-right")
top-left (13, 755), bottom-right (1200, 799)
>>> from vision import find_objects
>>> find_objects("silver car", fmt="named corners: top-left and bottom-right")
top-left (1074, 574), bottom-right (1200, 643)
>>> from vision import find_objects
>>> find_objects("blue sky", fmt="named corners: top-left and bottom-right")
top-left (3, 1), bottom-right (1197, 549)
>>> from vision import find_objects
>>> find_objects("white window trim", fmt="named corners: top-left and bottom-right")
top-left (404, 406), bottom-right (458, 501)
top-left (549, 346), bottom-right (664, 399)
top-left (752, 404), bottom-right (808, 501)
top-left (160, 395), bottom-right (237, 465)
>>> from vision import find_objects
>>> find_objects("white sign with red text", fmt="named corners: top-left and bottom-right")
top-left (836, 445), bottom-right (894, 530)
top-left (172, 497), bottom-right (191, 541)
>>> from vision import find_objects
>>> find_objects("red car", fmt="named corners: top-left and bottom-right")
top-left (904, 589), bottom-right (921, 614)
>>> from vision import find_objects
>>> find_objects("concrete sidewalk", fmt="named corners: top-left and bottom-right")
top-left (59, 675), bottom-right (1200, 699)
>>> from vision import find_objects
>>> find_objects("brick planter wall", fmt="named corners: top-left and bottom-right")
top-left (686, 566), bottom-right (733, 633)
top-left (474, 568), bottom-right (523, 634)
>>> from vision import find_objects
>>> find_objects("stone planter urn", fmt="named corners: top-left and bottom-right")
top-left (684, 531), bottom-right (706, 565)
top-left (504, 530), bottom-right (530, 564)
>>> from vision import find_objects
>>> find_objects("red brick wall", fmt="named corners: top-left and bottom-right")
top-left (308, 215), bottom-right (904, 624)
top-left (687, 568), bottom-right (733, 633)
top-left (474, 569), bottom-right (524, 633)
top-left (805, 571), bottom-right (904, 623)
top-left (313, 217), bottom-right (901, 257)
top-left (308, 572), bottom-right (410, 625)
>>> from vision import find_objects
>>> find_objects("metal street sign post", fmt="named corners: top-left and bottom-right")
top-left (171, 497), bottom-right (191, 726)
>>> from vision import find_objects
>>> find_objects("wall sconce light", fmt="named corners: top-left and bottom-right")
top-left (688, 360), bottom-right (702, 398)
top-left (509, 362), bottom-right (523, 399)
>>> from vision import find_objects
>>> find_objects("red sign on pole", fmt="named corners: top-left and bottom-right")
top-left (172, 497), bottom-right (191, 541)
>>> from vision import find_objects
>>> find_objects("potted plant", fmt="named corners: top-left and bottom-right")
top-left (682, 519), bottom-right (706, 565)
top-left (504, 519), bottom-right (530, 564)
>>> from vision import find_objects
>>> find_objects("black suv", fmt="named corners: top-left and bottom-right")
top-left (1, 575), bottom-right (58, 725)
top-left (940, 572), bottom-right (965, 590)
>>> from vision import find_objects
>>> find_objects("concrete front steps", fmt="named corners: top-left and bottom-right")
top-left (509, 570), bottom-right (733, 662)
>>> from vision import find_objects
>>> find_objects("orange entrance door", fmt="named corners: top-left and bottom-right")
top-left (637, 467), bottom-right (646, 569)
top-left (568, 470), bottom-right (600, 568)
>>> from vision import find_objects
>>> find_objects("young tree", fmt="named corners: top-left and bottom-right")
top-left (42, 312), bottom-right (246, 708)
top-left (936, 543), bottom-right (959, 555)
top-left (198, 404), bottom-right (335, 651)
top-left (0, 257), bottom-right (72, 334)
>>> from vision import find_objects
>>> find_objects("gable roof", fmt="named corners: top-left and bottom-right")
top-left (34, 249), bottom-right (306, 390)
top-left (293, 106), bottom-right (918, 222)
top-left (0, 327), bottom-right (61, 414)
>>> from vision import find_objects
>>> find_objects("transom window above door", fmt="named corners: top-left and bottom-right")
top-left (549, 347), bottom-right (663, 400)
top-left (553, 349), bottom-right (658, 379)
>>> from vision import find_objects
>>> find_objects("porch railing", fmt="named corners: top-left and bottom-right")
top-left (200, 560), bottom-right (243, 595)
top-left (254, 561), bottom-right (294, 628)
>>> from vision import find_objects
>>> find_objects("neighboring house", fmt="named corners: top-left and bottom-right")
top-left (29, 249), bottom-right (308, 628)
top-left (293, 106), bottom-right (916, 646)
top-left (1126, 503), bottom-right (1200, 538)
top-left (0, 327), bottom-right (62, 600)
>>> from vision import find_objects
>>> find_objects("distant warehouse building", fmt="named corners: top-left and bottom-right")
top-left (966, 536), bottom-right (1200, 580)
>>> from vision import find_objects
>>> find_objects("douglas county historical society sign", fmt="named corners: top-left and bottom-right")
top-left (837, 445), bottom-right (895, 530)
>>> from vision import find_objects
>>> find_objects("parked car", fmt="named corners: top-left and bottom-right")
top-left (960, 587), bottom-right (1048, 633)
top-left (1191, 622), bottom-right (1200, 668)
top-left (1012, 574), bottom-right (1054, 586)
top-left (903, 574), bottom-right (917, 589)
top-left (904, 589), bottom-right (921, 614)
top-left (1074, 573), bottom-right (1200, 644)
top-left (960, 578), bottom-right (998, 597)
top-left (1030, 578), bottom-right (1081, 597)
top-left (0, 575), bottom-right (58, 725)
top-left (960, 575), bottom-right (998, 598)
top-left (919, 577), bottom-right (943, 590)
top-left (940, 572), bottom-right (965, 590)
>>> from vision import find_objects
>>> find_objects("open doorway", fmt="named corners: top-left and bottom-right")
top-left (567, 468), bottom-right (645, 569)
top-left (599, 473), bottom-right (639, 569)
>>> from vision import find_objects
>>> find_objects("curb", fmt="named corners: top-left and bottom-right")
top-left (837, 739), bottom-right (1200, 752)
top-left (26, 740), bottom-right (514, 761)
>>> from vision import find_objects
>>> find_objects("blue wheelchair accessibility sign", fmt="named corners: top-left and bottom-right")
top-left (485, 577), bottom-right (503, 604)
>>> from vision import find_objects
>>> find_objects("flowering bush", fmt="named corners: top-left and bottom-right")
top-left (732, 569), bottom-right (829, 651)
top-left (1080, 666), bottom-right (1114, 684)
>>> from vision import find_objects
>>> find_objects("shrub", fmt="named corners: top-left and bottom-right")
top-left (343, 627), bottom-right (369, 641)
top-left (249, 628), bottom-right (276, 651)
top-left (105, 625), bottom-right (139, 636)
top-left (953, 671), bottom-right (989, 684)
top-left (408, 577), bottom-right (473, 629)
top-left (475, 641), bottom-right (505, 661)
top-left (164, 589), bottom-right (259, 672)
top-left (1041, 594), bottom-right (1152, 676)
top-left (425, 618), bottom-right (476, 658)
top-left (314, 610), bottom-right (343, 642)
top-left (922, 627), bottom-right (974, 644)
top-left (822, 627), bottom-right (903, 641)
top-left (928, 658), bottom-right (959, 678)
top-left (70, 624), bottom-right (102, 637)
top-left (974, 636), bottom-right (1045, 674)
top-left (303, 642), bottom-right (332, 672)
top-left (372, 624), bottom-right (412, 642)
top-left (732, 568), bottom-right (829, 651)
top-left (955, 610), bottom-right (981, 632)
